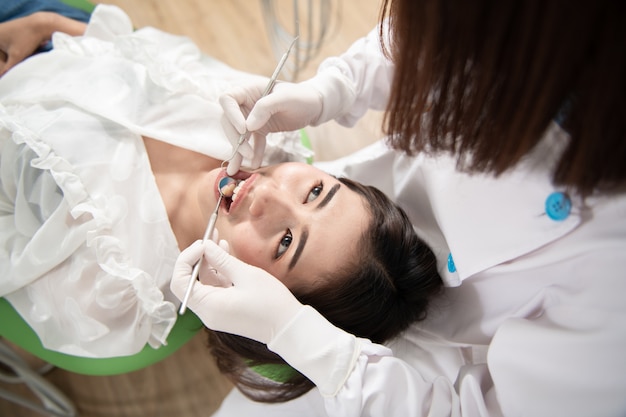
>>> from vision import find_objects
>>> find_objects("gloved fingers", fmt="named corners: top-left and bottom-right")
top-left (220, 126), bottom-right (255, 163)
top-left (247, 91), bottom-right (313, 133)
top-left (172, 242), bottom-right (235, 318)
top-left (246, 97), bottom-right (276, 132)
top-left (245, 81), bottom-right (301, 131)
top-left (226, 152), bottom-right (243, 176)
top-left (209, 227), bottom-right (220, 243)
top-left (219, 93), bottom-right (255, 164)
top-left (218, 239), bottom-right (230, 253)
top-left (170, 240), bottom-right (205, 300)
top-left (182, 279), bottom-right (233, 324)
top-left (220, 112), bottom-right (245, 145)
top-left (198, 256), bottom-right (233, 288)
top-left (208, 229), bottom-right (230, 255)
top-left (200, 273), bottom-right (232, 288)
top-left (175, 240), bottom-right (204, 270)
top-left (234, 135), bottom-right (255, 160)
top-left (199, 230), bottom-right (224, 284)
top-left (250, 133), bottom-right (267, 170)
top-left (219, 93), bottom-right (248, 135)
top-left (221, 114), bottom-right (255, 171)
top-left (200, 239), bottom-right (260, 286)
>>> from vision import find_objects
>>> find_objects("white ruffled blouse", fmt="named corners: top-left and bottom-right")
top-left (0, 5), bottom-right (311, 357)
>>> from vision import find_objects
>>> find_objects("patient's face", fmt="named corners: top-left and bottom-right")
top-left (200, 163), bottom-right (369, 292)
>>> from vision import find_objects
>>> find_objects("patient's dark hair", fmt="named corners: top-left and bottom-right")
top-left (207, 177), bottom-right (443, 402)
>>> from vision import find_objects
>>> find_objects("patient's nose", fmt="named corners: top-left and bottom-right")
top-left (248, 182), bottom-right (294, 220)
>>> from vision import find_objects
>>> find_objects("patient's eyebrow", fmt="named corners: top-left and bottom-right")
top-left (288, 228), bottom-right (308, 271)
top-left (316, 183), bottom-right (340, 210)
top-left (288, 183), bottom-right (341, 271)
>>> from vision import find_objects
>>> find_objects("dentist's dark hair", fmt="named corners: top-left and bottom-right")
top-left (381, 0), bottom-right (626, 196)
top-left (206, 177), bottom-right (443, 402)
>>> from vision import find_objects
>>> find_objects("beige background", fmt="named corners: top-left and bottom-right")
top-left (1, 1), bottom-right (383, 416)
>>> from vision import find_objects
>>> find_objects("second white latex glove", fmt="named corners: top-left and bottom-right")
top-left (219, 71), bottom-right (353, 175)
top-left (170, 240), bottom-right (304, 345)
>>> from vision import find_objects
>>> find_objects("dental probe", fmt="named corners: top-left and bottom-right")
top-left (178, 177), bottom-right (236, 315)
top-left (224, 36), bottom-right (299, 164)
top-left (180, 38), bottom-right (297, 315)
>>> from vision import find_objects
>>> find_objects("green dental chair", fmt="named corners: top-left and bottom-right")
top-left (0, 298), bottom-right (202, 417)
top-left (0, 3), bottom-right (202, 416)
top-left (0, 1), bottom-right (314, 414)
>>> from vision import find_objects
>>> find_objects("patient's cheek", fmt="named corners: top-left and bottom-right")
top-left (229, 240), bottom-right (288, 282)
top-left (229, 241), bottom-right (266, 270)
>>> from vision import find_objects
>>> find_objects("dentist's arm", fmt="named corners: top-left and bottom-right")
top-left (169, 241), bottom-right (495, 417)
top-left (170, 240), bottom-right (361, 395)
top-left (171, 238), bottom-right (626, 417)
top-left (219, 22), bottom-right (394, 174)
top-left (171, 240), bottom-right (474, 417)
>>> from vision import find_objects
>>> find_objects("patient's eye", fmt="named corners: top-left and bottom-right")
top-left (276, 230), bottom-right (293, 259)
top-left (305, 182), bottom-right (323, 203)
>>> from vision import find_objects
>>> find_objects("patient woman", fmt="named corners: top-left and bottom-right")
top-left (0, 4), bottom-right (442, 398)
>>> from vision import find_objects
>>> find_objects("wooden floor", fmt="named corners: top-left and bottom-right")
top-left (0, 1), bottom-right (382, 416)
top-left (1, 333), bottom-right (233, 417)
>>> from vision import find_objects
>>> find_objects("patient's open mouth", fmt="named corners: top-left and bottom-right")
top-left (221, 179), bottom-right (246, 212)
top-left (218, 171), bottom-right (252, 213)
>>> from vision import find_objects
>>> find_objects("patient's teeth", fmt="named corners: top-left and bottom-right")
top-left (231, 180), bottom-right (246, 202)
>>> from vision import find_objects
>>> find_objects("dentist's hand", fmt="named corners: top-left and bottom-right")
top-left (170, 240), bottom-right (304, 344)
top-left (219, 71), bottom-right (352, 175)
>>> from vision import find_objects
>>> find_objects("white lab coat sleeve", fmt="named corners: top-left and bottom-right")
top-left (267, 307), bottom-right (467, 417)
top-left (309, 22), bottom-right (395, 127)
top-left (268, 305), bottom-right (489, 417)
top-left (268, 306), bottom-right (367, 395)
top-left (325, 343), bottom-right (467, 417)
top-left (270, 306), bottom-right (626, 417)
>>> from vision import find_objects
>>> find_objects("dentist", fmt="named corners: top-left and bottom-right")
top-left (171, 0), bottom-right (626, 416)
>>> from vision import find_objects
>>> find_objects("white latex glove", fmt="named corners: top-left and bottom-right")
top-left (170, 240), bottom-right (304, 345)
top-left (219, 71), bottom-right (354, 175)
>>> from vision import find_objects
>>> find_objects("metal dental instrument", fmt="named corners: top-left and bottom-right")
top-left (178, 177), bottom-right (235, 315)
top-left (222, 36), bottom-right (299, 167)
top-left (179, 38), bottom-right (298, 315)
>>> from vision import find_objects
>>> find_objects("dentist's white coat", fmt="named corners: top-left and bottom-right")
top-left (219, 24), bottom-right (626, 417)
top-left (301, 134), bottom-right (626, 417)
